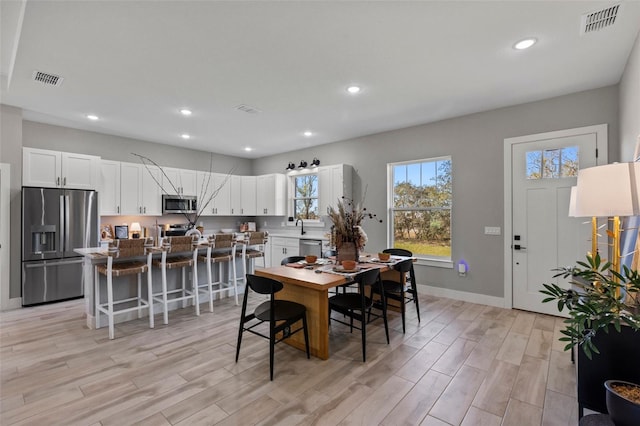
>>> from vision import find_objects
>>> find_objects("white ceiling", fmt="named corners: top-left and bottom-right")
top-left (2, 1), bottom-right (639, 159)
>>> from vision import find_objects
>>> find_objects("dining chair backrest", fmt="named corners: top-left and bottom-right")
top-left (393, 258), bottom-right (414, 274)
top-left (355, 267), bottom-right (382, 296)
top-left (383, 248), bottom-right (413, 257)
top-left (281, 256), bottom-right (305, 265)
top-left (246, 274), bottom-right (283, 295)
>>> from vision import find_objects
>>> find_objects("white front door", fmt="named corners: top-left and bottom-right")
top-left (506, 125), bottom-right (607, 315)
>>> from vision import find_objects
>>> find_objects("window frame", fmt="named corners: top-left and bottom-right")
top-left (287, 170), bottom-right (322, 224)
top-left (387, 156), bottom-right (453, 268)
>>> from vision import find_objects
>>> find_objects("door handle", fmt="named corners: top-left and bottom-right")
top-left (63, 177), bottom-right (66, 186)
top-left (513, 245), bottom-right (527, 250)
top-left (143, 206), bottom-right (146, 214)
top-left (57, 177), bottom-right (60, 186)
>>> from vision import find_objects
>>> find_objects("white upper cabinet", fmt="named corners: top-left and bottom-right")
top-left (318, 164), bottom-right (352, 216)
top-left (162, 167), bottom-right (197, 196)
top-left (23, 148), bottom-right (99, 189)
top-left (119, 162), bottom-right (161, 216)
top-left (230, 175), bottom-right (256, 216)
top-left (197, 171), bottom-right (231, 216)
top-left (99, 160), bottom-right (121, 215)
top-left (256, 174), bottom-right (286, 216)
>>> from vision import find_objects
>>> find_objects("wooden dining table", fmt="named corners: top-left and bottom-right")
top-left (255, 257), bottom-right (406, 360)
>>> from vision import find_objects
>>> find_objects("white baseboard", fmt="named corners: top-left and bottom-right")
top-left (420, 284), bottom-right (505, 308)
top-left (1, 297), bottom-right (23, 311)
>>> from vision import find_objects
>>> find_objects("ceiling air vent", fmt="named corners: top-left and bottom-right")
top-left (32, 71), bottom-right (64, 87)
top-left (580, 4), bottom-right (620, 34)
top-left (235, 104), bottom-right (262, 114)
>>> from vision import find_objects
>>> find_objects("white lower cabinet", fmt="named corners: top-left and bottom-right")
top-left (270, 237), bottom-right (299, 266)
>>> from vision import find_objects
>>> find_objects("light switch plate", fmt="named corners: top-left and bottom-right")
top-left (484, 226), bottom-right (501, 235)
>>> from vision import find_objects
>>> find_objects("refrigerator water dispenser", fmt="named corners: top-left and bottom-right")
top-left (31, 225), bottom-right (56, 254)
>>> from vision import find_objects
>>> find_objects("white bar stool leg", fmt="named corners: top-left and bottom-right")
top-left (147, 252), bottom-right (154, 329)
top-left (192, 250), bottom-right (200, 316)
top-left (137, 273), bottom-right (142, 319)
top-left (231, 245), bottom-right (238, 305)
top-left (161, 251), bottom-right (169, 325)
top-left (94, 266), bottom-right (101, 329)
top-left (106, 257), bottom-right (115, 340)
top-left (181, 267), bottom-right (187, 309)
top-left (206, 246), bottom-right (214, 312)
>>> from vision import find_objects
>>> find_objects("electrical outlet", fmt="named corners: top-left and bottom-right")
top-left (484, 226), bottom-right (501, 235)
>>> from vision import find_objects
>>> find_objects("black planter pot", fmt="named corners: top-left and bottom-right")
top-left (577, 325), bottom-right (640, 417)
top-left (605, 380), bottom-right (640, 426)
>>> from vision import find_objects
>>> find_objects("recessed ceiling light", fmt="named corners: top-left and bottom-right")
top-left (346, 85), bottom-right (361, 94)
top-left (181, 133), bottom-right (190, 139)
top-left (86, 114), bottom-right (99, 121)
top-left (180, 108), bottom-right (192, 116)
top-left (244, 147), bottom-right (253, 152)
top-left (303, 131), bottom-right (313, 137)
top-left (514, 38), bottom-right (537, 50)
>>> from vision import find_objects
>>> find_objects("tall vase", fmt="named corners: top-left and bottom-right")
top-left (337, 240), bottom-right (359, 264)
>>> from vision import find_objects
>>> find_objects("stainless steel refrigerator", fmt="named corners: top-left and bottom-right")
top-left (22, 187), bottom-right (98, 306)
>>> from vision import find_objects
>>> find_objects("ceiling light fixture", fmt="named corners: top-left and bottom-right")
top-left (244, 147), bottom-right (253, 152)
top-left (346, 85), bottom-right (361, 94)
top-left (514, 38), bottom-right (537, 50)
top-left (286, 162), bottom-right (296, 171)
top-left (86, 114), bottom-right (99, 121)
top-left (180, 109), bottom-right (192, 116)
top-left (311, 158), bottom-right (320, 167)
top-left (303, 131), bottom-right (313, 137)
top-left (181, 133), bottom-right (190, 139)
top-left (298, 160), bottom-right (308, 169)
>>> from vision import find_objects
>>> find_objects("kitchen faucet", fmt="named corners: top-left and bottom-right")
top-left (295, 219), bottom-right (306, 235)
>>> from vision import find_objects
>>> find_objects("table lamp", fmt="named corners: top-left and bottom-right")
top-left (130, 222), bottom-right (141, 239)
top-left (575, 162), bottom-right (640, 278)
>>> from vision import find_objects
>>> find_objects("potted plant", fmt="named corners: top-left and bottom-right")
top-left (604, 380), bottom-right (640, 426)
top-left (540, 253), bottom-right (640, 415)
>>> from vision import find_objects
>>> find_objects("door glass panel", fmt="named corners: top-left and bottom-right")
top-left (526, 146), bottom-right (579, 179)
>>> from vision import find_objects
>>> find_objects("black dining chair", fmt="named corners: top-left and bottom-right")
top-left (382, 248), bottom-right (421, 327)
top-left (235, 274), bottom-right (310, 380)
top-left (281, 256), bottom-right (305, 265)
top-left (328, 267), bottom-right (389, 362)
top-left (372, 258), bottom-right (416, 333)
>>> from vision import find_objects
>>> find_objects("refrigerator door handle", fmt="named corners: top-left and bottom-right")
top-left (64, 195), bottom-right (70, 252)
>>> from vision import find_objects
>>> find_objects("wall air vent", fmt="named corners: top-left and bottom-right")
top-left (32, 71), bottom-right (64, 87)
top-left (235, 104), bottom-right (262, 114)
top-left (580, 4), bottom-right (620, 34)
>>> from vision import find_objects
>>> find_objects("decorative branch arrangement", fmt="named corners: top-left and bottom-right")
top-left (326, 190), bottom-right (382, 250)
top-left (132, 153), bottom-right (235, 228)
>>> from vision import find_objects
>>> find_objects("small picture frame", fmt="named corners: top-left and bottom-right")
top-left (114, 225), bottom-right (129, 239)
top-left (100, 224), bottom-right (113, 240)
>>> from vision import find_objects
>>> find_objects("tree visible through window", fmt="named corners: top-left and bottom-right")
top-left (293, 174), bottom-right (319, 220)
top-left (389, 157), bottom-right (452, 259)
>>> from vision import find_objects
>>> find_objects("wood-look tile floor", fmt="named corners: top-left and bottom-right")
top-left (0, 291), bottom-right (580, 425)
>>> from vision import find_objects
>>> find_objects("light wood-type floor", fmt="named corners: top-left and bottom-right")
top-left (0, 290), bottom-right (580, 425)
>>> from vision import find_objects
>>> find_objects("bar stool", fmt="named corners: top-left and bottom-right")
top-left (238, 231), bottom-right (268, 278)
top-left (152, 235), bottom-right (200, 325)
top-left (197, 233), bottom-right (238, 310)
top-left (94, 238), bottom-right (153, 339)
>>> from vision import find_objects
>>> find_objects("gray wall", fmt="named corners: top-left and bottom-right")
top-left (22, 121), bottom-right (253, 175)
top-left (0, 105), bottom-right (23, 299)
top-left (620, 31), bottom-right (640, 162)
top-left (254, 86), bottom-right (620, 299)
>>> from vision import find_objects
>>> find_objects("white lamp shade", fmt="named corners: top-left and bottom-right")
top-left (575, 162), bottom-right (640, 217)
top-left (568, 186), bottom-right (578, 217)
top-left (130, 222), bottom-right (141, 232)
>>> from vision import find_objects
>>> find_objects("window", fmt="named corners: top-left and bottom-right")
top-left (389, 157), bottom-right (452, 260)
top-left (292, 173), bottom-right (319, 220)
top-left (526, 146), bottom-right (578, 179)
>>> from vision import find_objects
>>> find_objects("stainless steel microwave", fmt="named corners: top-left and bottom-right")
top-left (162, 195), bottom-right (197, 214)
